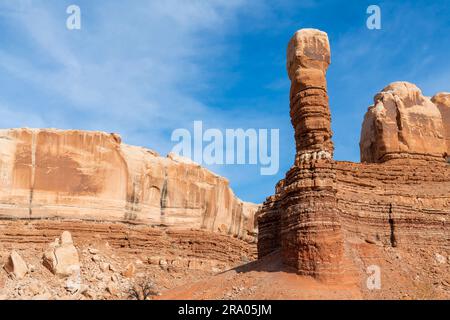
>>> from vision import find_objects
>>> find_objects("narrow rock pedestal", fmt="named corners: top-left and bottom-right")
top-left (282, 29), bottom-right (347, 282)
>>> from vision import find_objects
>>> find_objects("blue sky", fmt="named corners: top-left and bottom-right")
top-left (0, 0), bottom-right (449, 203)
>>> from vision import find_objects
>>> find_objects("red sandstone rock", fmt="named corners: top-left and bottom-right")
top-left (122, 263), bottom-right (136, 278)
top-left (0, 27), bottom-right (448, 301)
top-left (287, 29), bottom-right (334, 161)
top-left (360, 82), bottom-right (447, 163)
top-left (4, 250), bottom-right (28, 280)
top-left (257, 29), bottom-right (350, 283)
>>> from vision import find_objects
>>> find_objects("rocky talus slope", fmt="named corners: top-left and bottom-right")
top-left (0, 224), bottom-right (255, 300)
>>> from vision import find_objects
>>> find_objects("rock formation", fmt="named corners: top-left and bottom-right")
top-left (43, 231), bottom-right (80, 277)
top-left (287, 29), bottom-right (333, 162)
top-left (4, 250), bottom-right (28, 280)
top-left (259, 29), bottom-right (348, 282)
top-left (360, 82), bottom-right (447, 163)
top-left (257, 29), bottom-right (450, 286)
top-left (0, 128), bottom-right (260, 299)
top-left (0, 128), bottom-right (258, 241)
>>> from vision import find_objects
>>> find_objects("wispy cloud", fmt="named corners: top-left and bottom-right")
top-left (0, 1), bottom-right (255, 147)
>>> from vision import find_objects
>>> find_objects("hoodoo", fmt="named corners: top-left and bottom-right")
top-left (260, 29), bottom-right (348, 282)
top-left (147, 28), bottom-right (450, 300)
top-left (287, 29), bottom-right (334, 162)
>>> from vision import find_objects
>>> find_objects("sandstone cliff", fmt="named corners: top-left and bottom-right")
top-left (0, 128), bottom-right (258, 241)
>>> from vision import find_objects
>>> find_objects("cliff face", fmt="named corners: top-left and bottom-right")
top-left (0, 128), bottom-right (258, 242)
top-left (257, 29), bottom-right (450, 286)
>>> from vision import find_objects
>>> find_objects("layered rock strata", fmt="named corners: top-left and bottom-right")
top-left (257, 29), bottom-right (450, 284)
top-left (284, 29), bottom-right (346, 281)
top-left (0, 129), bottom-right (258, 241)
top-left (256, 180), bottom-right (283, 258)
top-left (0, 219), bottom-right (256, 270)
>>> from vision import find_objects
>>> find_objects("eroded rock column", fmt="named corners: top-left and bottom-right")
top-left (287, 29), bottom-right (333, 163)
top-left (281, 29), bottom-right (347, 282)
top-left (360, 82), bottom-right (447, 163)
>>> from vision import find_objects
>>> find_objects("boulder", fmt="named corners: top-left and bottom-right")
top-left (360, 82), bottom-right (447, 163)
top-left (43, 231), bottom-right (81, 278)
top-left (122, 263), bottom-right (136, 278)
top-left (435, 253), bottom-right (447, 264)
top-left (99, 262), bottom-right (110, 272)
top-left (4, 250), bottom-right (28, 279)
